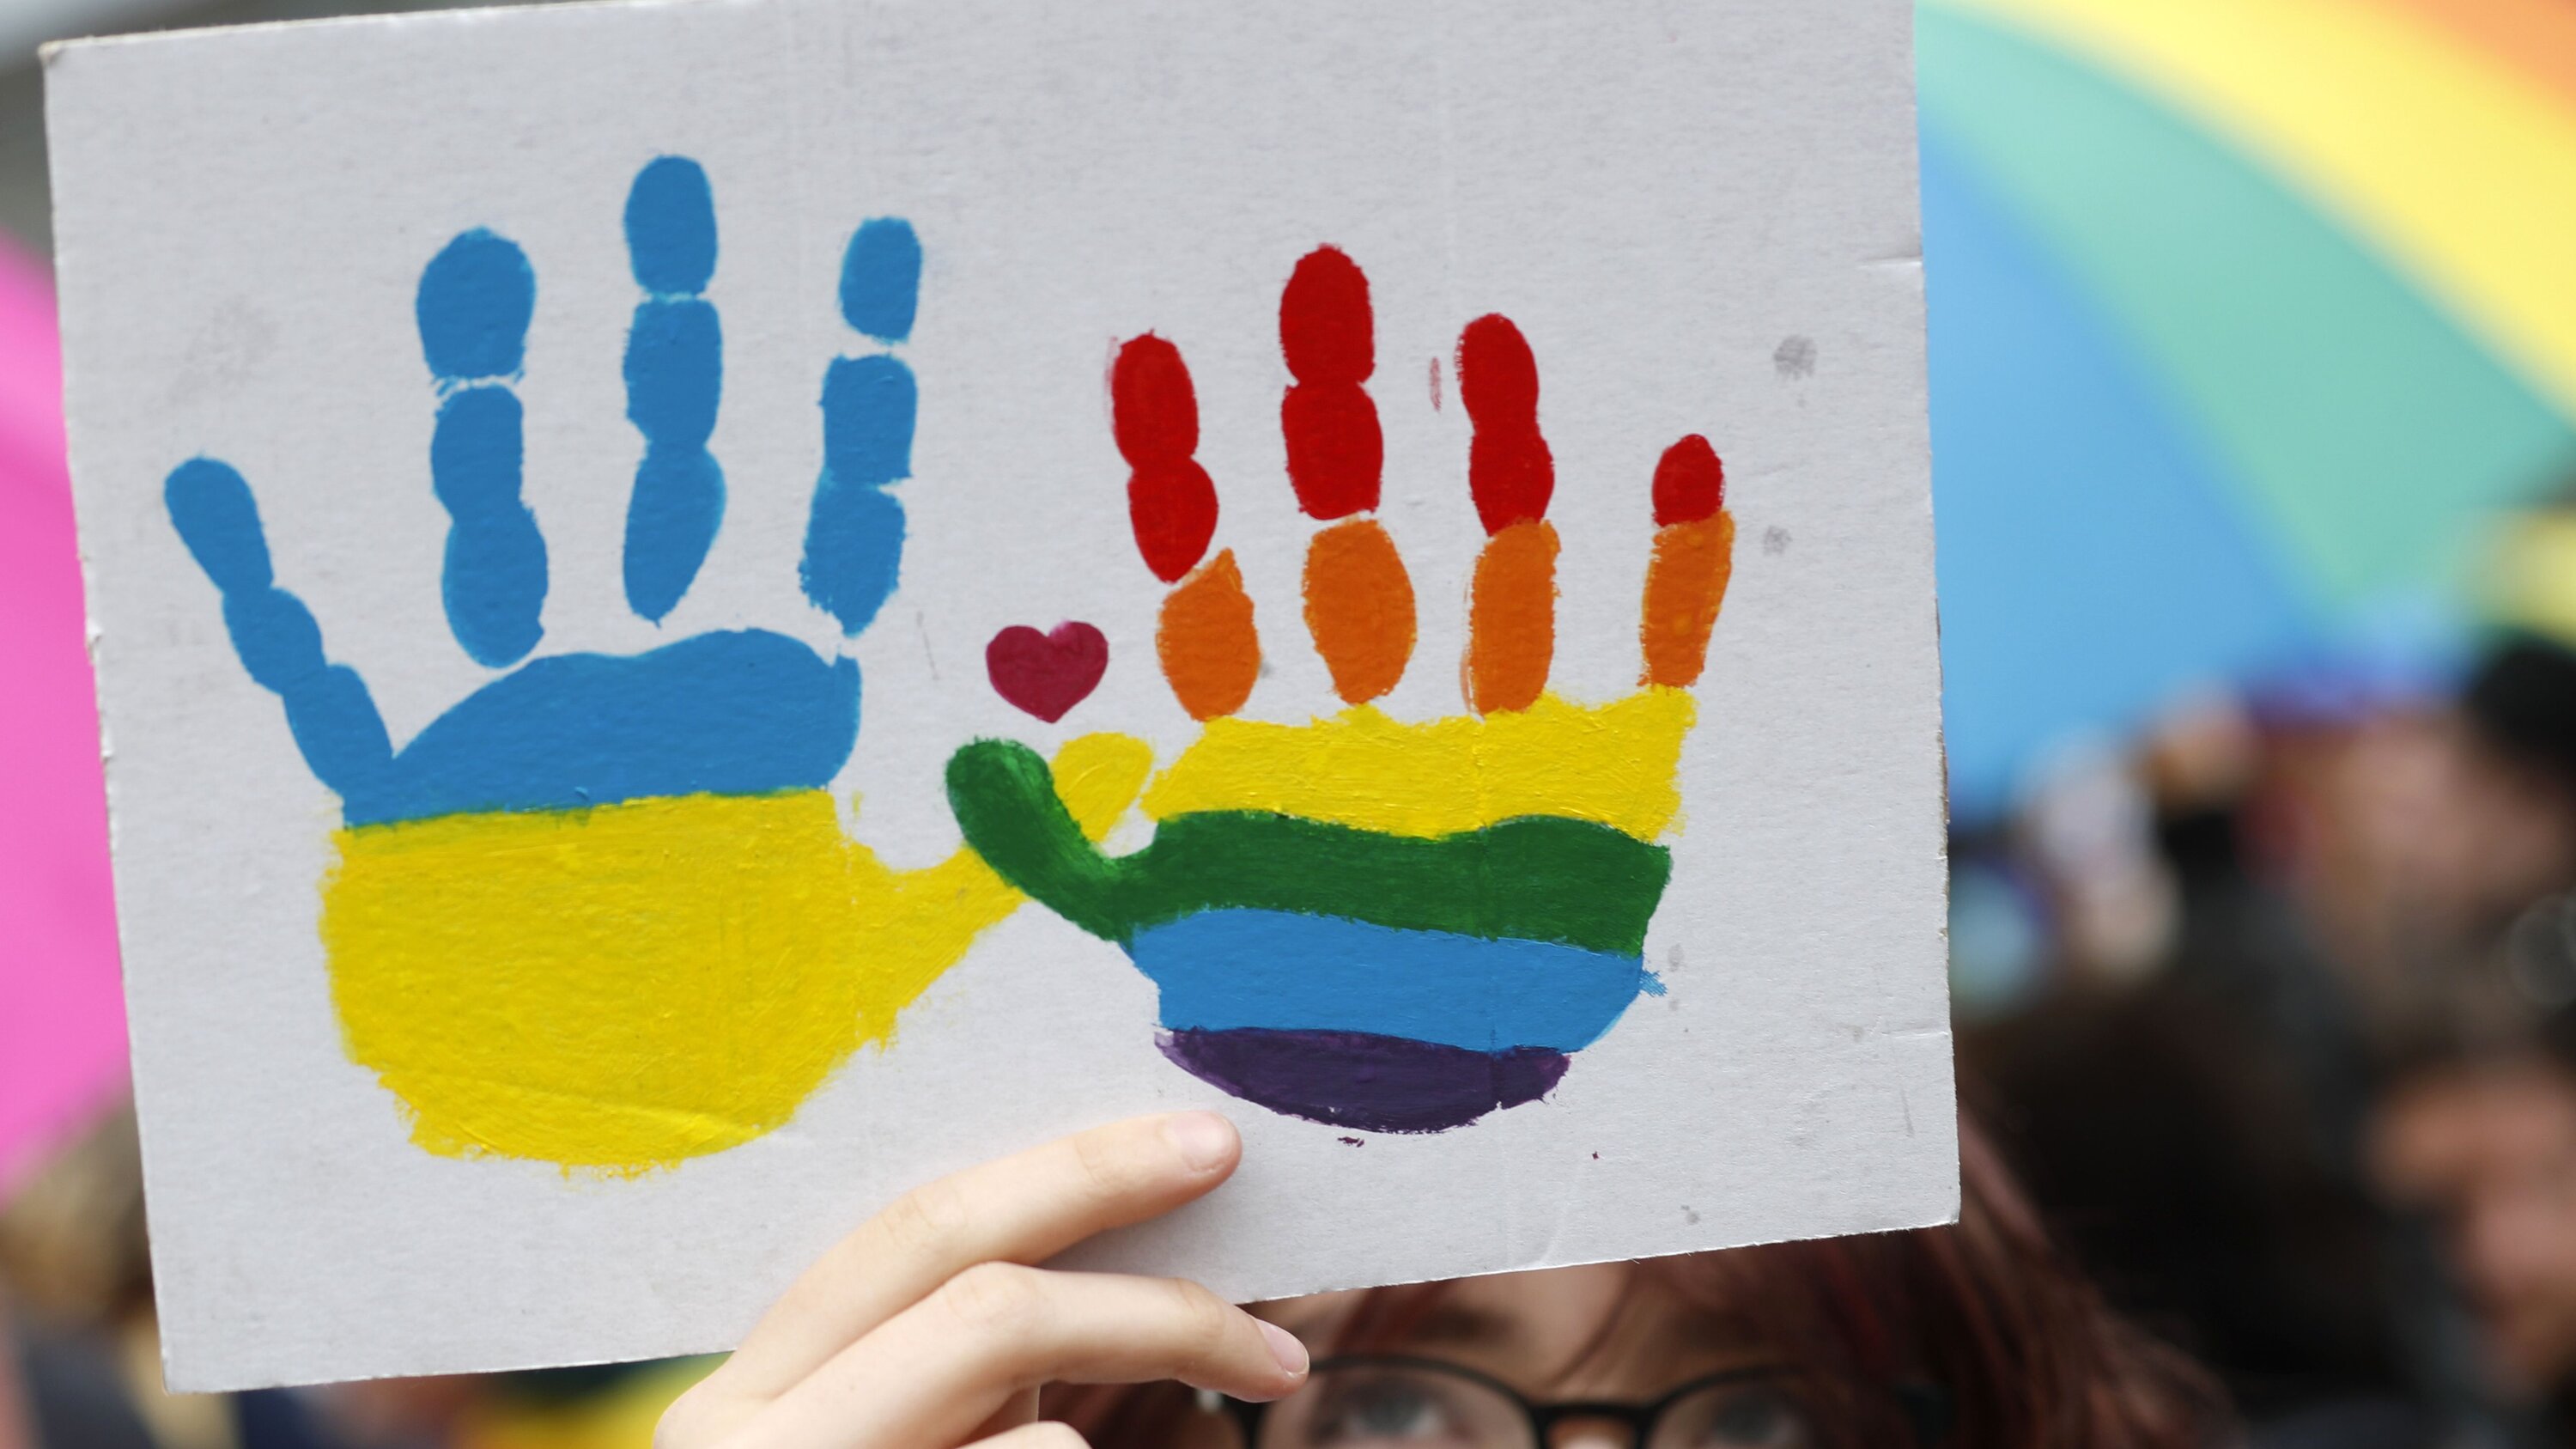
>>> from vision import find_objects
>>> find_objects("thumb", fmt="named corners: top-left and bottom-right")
top-left (1050, 734), bottom-right (1154, 841)
top-left (946, 740), bottom-right (1131, 941)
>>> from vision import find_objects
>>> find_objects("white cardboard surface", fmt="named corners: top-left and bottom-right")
top-left (46, 0), bottom-right (1952, 1391)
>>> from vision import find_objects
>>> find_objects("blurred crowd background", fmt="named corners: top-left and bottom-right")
top-left (7, 0), bottom-right (2576, 1446)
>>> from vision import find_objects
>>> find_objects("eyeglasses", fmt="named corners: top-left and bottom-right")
top-left (1213, 1355), bottom-right (1953, 1449)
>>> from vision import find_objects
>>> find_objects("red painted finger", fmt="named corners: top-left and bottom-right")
top-left (1111, 335), bottom-right (1198, 465)
top-left (1279, 247), bottom-right (1381, 520)
top-left (1113, 336), bottom-right (1218, 581)
top-left (1457, 314), bottom-right (1552, 533)
top-left (1129, 460), bottom-right (1218, 585)
top-left (1653, 433), bottom-right (1725, 525)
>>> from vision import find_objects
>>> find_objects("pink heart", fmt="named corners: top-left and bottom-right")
top-left (986, 622), bottom-right (1109, 723)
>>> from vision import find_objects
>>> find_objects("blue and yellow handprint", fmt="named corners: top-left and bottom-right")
top-left (167, 156), bottom-right (1144, 1172)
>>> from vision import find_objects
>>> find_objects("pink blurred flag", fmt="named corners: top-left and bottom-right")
top-left (0, 233), bottom-right (125, 1201)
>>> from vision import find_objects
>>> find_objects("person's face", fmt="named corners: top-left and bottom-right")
top-left (1218, 1264), bottom-right (1856, 1449)
top-left (2376, 1060), bottom-right (2576, 1392)
top-left (2329, 713), bottom-right (2576, 941)
top-left (1278, 1263), bottom-right (1764, 1399)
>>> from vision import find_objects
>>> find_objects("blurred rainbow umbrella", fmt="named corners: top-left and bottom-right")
top-left (1922, 0), bottom-right (2576, 815)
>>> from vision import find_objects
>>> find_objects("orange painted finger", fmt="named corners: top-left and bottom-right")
top-left (1641, 514), bottom-right (1735, 688)
top-left (1303, 519), bottom-right (1415, 706)
top-left (1159, 551), bottom-right (1261, 721)
top-left (1464, 520), bottom-right (1558, 715)
top-left (1640, 434), bottom-right (1732, 688)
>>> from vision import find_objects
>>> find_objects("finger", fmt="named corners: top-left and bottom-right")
top-left (163, 459), bottom-right (394, 804)
top-left (798, 357), bottom-right (909, 633)
top-left (973, 1420), bottom-right (1088, 1449)
top-left (1115, 335), bottom-right (1218, 584)
top-left (742, 1267), bottom-right (1305, 1449)
top-left (945, 739), bottom-right (1129, 941)
top-left (840, 216), bottom-right (922, 344)
top-left (800, 218), bottom-right (920, 636)
top-left (1303, 518), bottom-right (1413, 706)
top-left (714, 1113), bottom-right (1242, 1400)
top-left (1279, 246), bottom-right (1381, 520)
top-left (1465, 519), bottom-right (1557, 715)
top-left (1112, 332), bottom-right (1255, 719)
top-left (1457, 314), bottom-right (1551, 532)
top-left (1157, 550), bottom-right (1261, 721)
top-left (1281, 247), bottom-right (1413, 707)
top-left (1457, 314), bottom-right (1557, 715)
top-left (964, 1387), bottom-right (1044, 1444)
top-left (621, 155), bottom-right (726, 623)
top-left (1639, 435), bottom-right (1734, 690)
top-left (1048, 734), bottom-right (1154, 842)
top-left (416, 228), bottom-right (547, 666)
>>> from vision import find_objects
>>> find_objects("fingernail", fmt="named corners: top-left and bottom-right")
top-left (1165, 1111), bottom-right (1236, 1172)
top-left (1259, 1320), bottom-right (1309, 1379)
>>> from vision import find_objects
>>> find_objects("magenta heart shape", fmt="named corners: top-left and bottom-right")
top-left (985, 622), bottom-right (1109, 723)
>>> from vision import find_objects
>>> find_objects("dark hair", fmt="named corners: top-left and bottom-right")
top-left (2464, 635), bottom-right (2576, 796)
top-left (1045, 1121), bottom-right (2232, 1448)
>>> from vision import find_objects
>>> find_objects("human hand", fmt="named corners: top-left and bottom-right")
top-left (656, 1113), bottom-right (1306, 1449)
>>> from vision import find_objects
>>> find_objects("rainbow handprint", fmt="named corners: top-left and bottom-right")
top-left (167, 156), bottom-right (1142, 1172)
top-left (948, 248), bottom-right (1735, 1133)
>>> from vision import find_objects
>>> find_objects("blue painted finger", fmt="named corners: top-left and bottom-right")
top-left (165, 459), bottom-right (394, 807)
top-left (625, 299), bottom-right (722, 447)
top-left (417, 229), bottom-right (536, 381)
top-left (418, 228), bottom-right (547, 667)
top-left (820, 354), bottom-right (915, 484)
top-left (799, 484), bottom-right (906, 636)
top-left (840, 218), bottom-right (920, 343)
top-left (428, 383), bottom-right (548, 667)
top-left (625, 446), bottom-right (725, 623)
top-left (625, 155), bottom-right (717, 295)
top-left (802, 352), bottom-right (915, 635)
top-left (166, 455), bottom-right (273, 593)
top-left (622, 156), bottom-right (726, 621)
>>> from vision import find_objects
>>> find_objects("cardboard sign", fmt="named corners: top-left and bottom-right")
top-left (46, 0), bottom-right (1952, 1391)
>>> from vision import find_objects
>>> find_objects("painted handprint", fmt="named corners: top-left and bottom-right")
top-left (166, 157), bottom-right (1143, 1172)
top-left (948, 248), bottom-right (1735, 1133)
